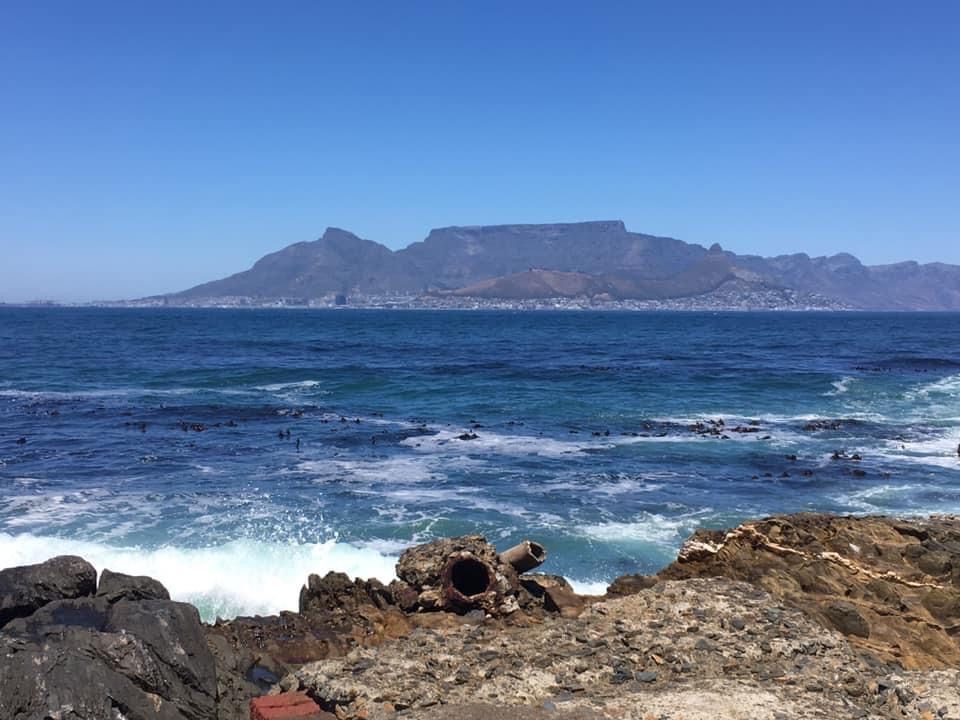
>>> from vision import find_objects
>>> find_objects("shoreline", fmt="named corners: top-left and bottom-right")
top-left (4, 512), bottom-right (960, 718)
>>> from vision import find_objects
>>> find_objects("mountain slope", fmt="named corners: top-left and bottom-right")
top-left (446, 270), bottom-right (621, 299)
top-left (163, 221), bottom-right (960, 309)
top-left (171, 228), bottom-right (422, 299)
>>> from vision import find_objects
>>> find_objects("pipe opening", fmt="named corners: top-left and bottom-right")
top-left (528, 542), bottom-right (546, 563)
top-left (450, 557), bottom-right (492, 597)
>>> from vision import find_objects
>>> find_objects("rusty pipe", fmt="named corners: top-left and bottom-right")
top-left (499, 540), bottom-right (547, 574)
top-left (440, 552), bottom-right (496, 610)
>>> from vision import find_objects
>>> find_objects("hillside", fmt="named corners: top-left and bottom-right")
top-left (162, 221), bottom-right (960, 309)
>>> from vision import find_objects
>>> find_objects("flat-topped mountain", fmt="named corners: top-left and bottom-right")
top-left (163, 221), bottom-right (960, 309)
top-left (400, 221), bottom-right (706, 287)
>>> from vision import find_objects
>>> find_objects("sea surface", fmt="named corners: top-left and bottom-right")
top-left (1, 308), bottom-right (959, 620)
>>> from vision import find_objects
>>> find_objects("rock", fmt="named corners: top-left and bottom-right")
top-left (918, 551), bottom-right (953, 577)
top-left (299, 572), bottom-right (393, 616)
top-left (387, 579), bottom-right (419, 611)
top-left (205, 633), bottom-right (263, 720)
top-left (0, 593), bottom-right (217, 719)
top-left (97, 567), bottom-right (171, 602)
top-left (922, 589), bottom-right (960, 620)
top-left (605, 574), bottom-right (658, 596)
top-left (412, 704), bottom-right (606, 720)
top-left (520, 573), bottom-right (573, 598)
top-left (206, 612), bottom-right (351, 667)
top-left (659, 513), bottom-right (960, 669)
top-left (0, 555), bottom-right (97, 627)
top-left (823, 601), bottom-right (870, 638)
top-left (294, 578), bottom-right (957, 720)
top-left (542, 584), bottom-right (586, 619)
top-left (107, 599), bottom-right (219, 714)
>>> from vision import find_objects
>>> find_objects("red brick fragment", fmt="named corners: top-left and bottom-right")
top-left (250, 692), bottom-right (334, 720)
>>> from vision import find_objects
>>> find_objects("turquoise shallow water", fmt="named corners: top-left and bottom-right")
top-left (1, 308), bottom-right (959, 619)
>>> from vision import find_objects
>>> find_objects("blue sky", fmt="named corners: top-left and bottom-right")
top-left (1, 1), bottom-right (957, 301)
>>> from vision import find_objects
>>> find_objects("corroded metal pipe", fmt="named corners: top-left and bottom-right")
top-left (441, 551), bottom-right (496, 610)
top-left (500, 540), bottom-right (547, 574)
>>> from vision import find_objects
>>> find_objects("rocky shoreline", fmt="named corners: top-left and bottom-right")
top-left (4, 513), bottom-right (960, 719)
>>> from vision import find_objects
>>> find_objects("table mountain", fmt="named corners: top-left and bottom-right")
top-left (162, 221), bottom-right (960, 309)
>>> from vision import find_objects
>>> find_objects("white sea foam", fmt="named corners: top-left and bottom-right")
top-left (0, 385), bottom-right (258, 400)
top-left (255, 380), bottom-right (323, 392)
top-left (578, 512), bottom-right (704, 546)
top-left (648, 414), bottom-right (814, 425)
top-left (377, 486), bottom-right (481, 504)
top-left (401, 429), bottom-right (600, 458)
top-left (297, 456), bottom-right (442, 485)
top-left (0, 532), bottom-right (398, 622)
top-left (907, 373), bottom-right (960, 399)
top-left (297, 454), bottom-right (484, 486)
top-left (833, 483), bottom-right (925, 513)
top-left (565, 578), bottom-right (610, 595)
top-left (0, 388), bottom-right (121, 400)
top-left (874, 435), bottom-right (960, 470)
top-left (0, 489), bottom-right (164, 535)
top-left (825, 376), bottom-right (857, 396)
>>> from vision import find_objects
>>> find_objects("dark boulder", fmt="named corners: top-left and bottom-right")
top-left (299, 572), bottom-right (393, 616)
top-left (0, 584), bottom-right (217, 719)
top-left (205, 633), bottom-right (265, 720)
top-left (388, 579), bottom-right (420, 611)
top-left (97, 567), bottom-right (171, 602)
top-left (822, 601), bottom-right (870, 638)
top-left (2, 596), bottom-right (111, 636)
top-left (107, 599), bottom-right (218, 711)
top-left (0, 555), bottom-right (96, 627)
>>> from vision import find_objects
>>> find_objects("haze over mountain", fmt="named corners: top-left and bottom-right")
top-left (165, 221), bottom-right (960, 310)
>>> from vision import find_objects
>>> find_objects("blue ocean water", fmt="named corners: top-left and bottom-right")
top-left (1, 308), bottom-right (959, 620)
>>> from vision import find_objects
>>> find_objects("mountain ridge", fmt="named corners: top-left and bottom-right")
top-left (163, 221), bottom-right (960, 310)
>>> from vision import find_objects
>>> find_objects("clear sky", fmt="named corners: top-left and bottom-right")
top-left (1, 1), bottom-right (957, 301)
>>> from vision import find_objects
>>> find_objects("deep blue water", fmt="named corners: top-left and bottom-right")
top-left (1, 308), bottom-right (959, 619)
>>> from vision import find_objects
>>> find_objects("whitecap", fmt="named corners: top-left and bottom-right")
top-left (401, 429), bottom-right (598, 458)
top-left (254, 380), bottom-right (323, 392)
top-left (873, 435), bottom-right (960, 470)
top-left (578, 512), bottom-right (707, 547)
top-left (833, 483), bottom-right (924, 513)
top-left (906, 373), bottom-right (960, 400)
top-left (565, 578), bottom-right (610, 595)
top-left (825, 376), bottom-right (856, 396)
top-left (0, 532), bottom-right (398, 622)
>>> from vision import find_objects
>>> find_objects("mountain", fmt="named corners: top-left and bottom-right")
top-left (400, 221), bottom-right (707, 288)
top-left (447, 270), bottom-right (621, 300)
top-left (172, 228), bottom-right (422, 299)
top-left (163, 221), bottom-right (960, 310)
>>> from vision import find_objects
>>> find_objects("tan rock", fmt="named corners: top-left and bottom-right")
top-left (658, 513), bottom-right (960, 669)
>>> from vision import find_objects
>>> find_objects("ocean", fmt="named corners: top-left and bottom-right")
top-left (1, 308), bottom-right (959, 620)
